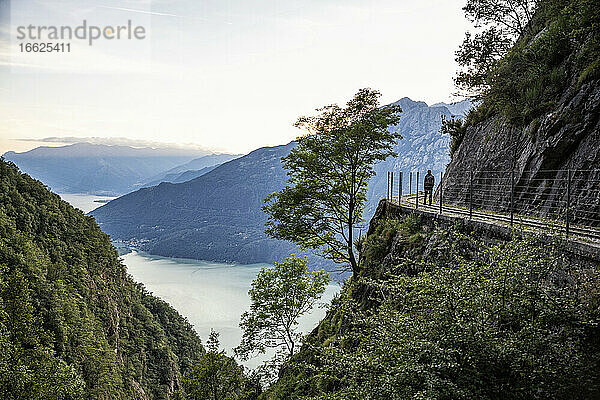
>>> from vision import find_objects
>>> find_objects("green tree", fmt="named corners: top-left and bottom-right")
top-left (0, 267), bottom-right (85, 400)
top-left (0, 156), bottom-right (205, 398)
top-left (456, 0), bottom-right (537, 96)
top-left (235, 255), bottom-right (329, 365)
top-left (263, 88), bottom-right (402, 275)
top-left (440, 115), bottom-right (467, 158)
top-left (182, 330), bottom-right (258, 400)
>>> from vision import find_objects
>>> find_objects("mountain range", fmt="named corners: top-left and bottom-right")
top-left (93, 142), bottom-right (301, 264)
top-left (2, 143), bottom-right (237, 196)
top-left (91, 98), bottom-right (471, 266)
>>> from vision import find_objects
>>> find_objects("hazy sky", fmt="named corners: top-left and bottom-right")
top-left (0, 0), bottom-right (470, 154)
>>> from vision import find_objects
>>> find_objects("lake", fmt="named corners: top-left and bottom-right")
top-left (59, 193), bottom-right (116, 213)
top-left (121, 250), bottom-right (340, 368)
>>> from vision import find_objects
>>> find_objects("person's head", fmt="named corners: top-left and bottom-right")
top-left (427, 169), bottom-right (432, 174)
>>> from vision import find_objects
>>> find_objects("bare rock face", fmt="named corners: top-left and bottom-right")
top-left (440, 78), bottom-right (600, 226)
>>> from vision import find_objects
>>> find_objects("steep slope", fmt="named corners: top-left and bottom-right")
top-left (439, 0), bottom-right (600, 226)
top-left (0, 159), bottom-right (204, 399)
top-left (3, 143), bottom-right (208, 196)
top-left (263, 204), bottom-right (600, 399)
top-left (92, 99), bottom-right (471, 265)
top-left (92, 143), bottom-right (300, 265)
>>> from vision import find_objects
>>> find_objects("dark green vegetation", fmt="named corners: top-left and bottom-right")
top-left (264, 214), bottom-right (600, 399)
top-left (235, 256), bottom-right (329, 377)
top-left (180, 331), bottom-right (260, 400)
top-left (445, 0), bottom-right (600, 147)
top-left (440, 115), bottom-right (467, 158)
top-left (0, 159), bottom-right (204, 399)
top-left (264, 89), bottom-right (402, 275)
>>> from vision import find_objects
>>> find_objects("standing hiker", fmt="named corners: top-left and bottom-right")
top-left (424, 170), bottom-right (434, 205)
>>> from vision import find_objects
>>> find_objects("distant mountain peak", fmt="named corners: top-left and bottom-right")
top-left (393, 97), bottom-right (429, 111)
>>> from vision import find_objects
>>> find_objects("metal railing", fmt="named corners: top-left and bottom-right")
top-left (386, 169), bottom-right (600, 240)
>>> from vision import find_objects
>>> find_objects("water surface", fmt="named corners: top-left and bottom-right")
top-left (59, 193), bottom-right (116, 213)
top-left (121, 251), bottom-right (340, 368)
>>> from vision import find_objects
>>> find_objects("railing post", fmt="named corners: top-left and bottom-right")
top-left (409, 172), bottom-right (413, 195)
top-left (510, 169), bottom-right (514, 227)
top-left (399, 172), bottom-right (403, 201)
top-left (566, 169), bottom-right (571, 238)
top-left (390, 171), bottom-right (394, 202)
top-left (416, 171), bottom-right (420, 209)
top-left (439, 171), bottom-right (443, 215)
top-left (469, 170), bottom-right (473, 219)
top-left (386, 172), bottom-right (389, 200)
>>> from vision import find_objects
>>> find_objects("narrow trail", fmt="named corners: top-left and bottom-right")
top-left (389, 193), bottom-right (600, 247)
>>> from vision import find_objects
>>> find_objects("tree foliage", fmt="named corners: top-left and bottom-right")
top-left (181, 331), bottom-right (260, 400)
top-left (235, 255), bottom-right (329, 369)
top-left (456, 0), bottom-right (537, 97)
top-left (455, 0), bottom-right (600, 126)
top-left (263, 88), bottom-right (402, 275)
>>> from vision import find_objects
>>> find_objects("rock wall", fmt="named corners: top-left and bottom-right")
top-left (440, 78), bottom-right (600, 226)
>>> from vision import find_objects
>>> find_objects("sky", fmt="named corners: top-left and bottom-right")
top-left (0, 0), bottom-right (470, 154)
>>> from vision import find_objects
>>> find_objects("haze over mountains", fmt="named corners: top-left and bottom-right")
top-left (142, 153), bottom-right (241, 187)
top-left (2, 143), bottom-right (237, 196)
top-left (92, 98), bottom-right (471, 266)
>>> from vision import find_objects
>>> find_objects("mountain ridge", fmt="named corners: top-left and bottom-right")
top-left (92, 97), bottom-right (472, 266)
top-left (2, 143), bottom-right (236, 196)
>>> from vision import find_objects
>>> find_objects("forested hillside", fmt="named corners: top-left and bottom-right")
top-left (0, 159), bottom-right (204, 399)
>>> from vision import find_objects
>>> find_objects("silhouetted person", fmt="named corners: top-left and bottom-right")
top-left (424, 170), bottom-right (434, 205)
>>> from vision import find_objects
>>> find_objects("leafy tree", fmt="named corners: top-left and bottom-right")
top-left (0, 267), bottom-right (85, 400)
top-left (263, 89), bottom-right (402, 275)
top-left (182, 330), bottom-right (259, 400)
top-left (452, 0), bottom-right (600, 125)
top-left (456, 0), bottom-right (537, 96)
top-left (440, 115), bottom-right (467, 158)
top-left (235, 255), bottom-right (329, 366)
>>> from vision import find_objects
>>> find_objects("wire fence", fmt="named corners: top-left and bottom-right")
top-left (385, 169), bottom-right (600, 237)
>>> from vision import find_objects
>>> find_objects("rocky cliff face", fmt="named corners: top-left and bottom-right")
top-left (440, 78), bottom-right (599, 226)
top-left (439, 0), bottom-right (600, 227)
